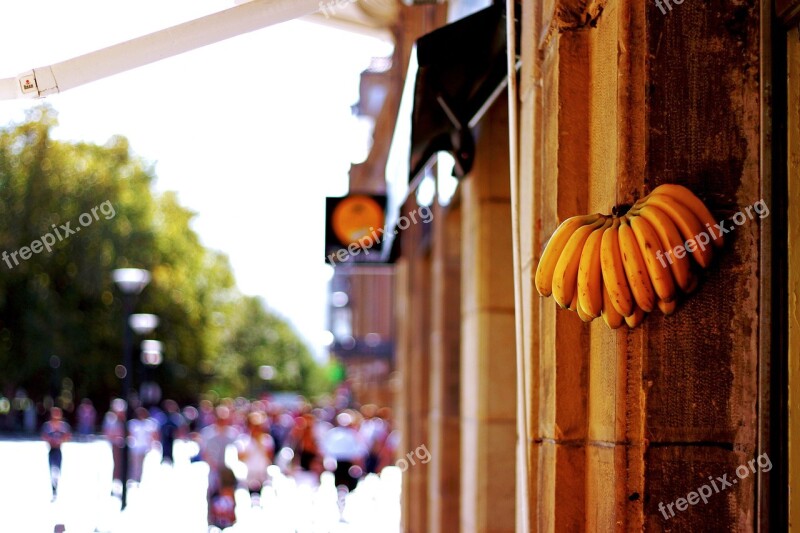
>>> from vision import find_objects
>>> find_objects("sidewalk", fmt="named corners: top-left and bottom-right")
top-left (0, 439), bottom-right (401, 533)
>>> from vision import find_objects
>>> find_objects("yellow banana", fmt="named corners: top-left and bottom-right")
top-left (535, 213), bottom-right (602, 297)
top-left (625, 305), bottom-right (646, 328)
top-left (575, 293), bottom-right (594, 322)
top-left (601, 281), bottom-right (624, 329)
top-left (629, 214), bottom-right (676, 303)
top-left (577, 218), bottom-right (611, 318)
top-left (600, 218), bottom-right (634, 317)
top-left (618, 216), bottom-right (655, 312)
top-left (534, 185), bottom-right (717, 327)
top-left (636, 204), bottom-right (694, 293)
top-left (657, 299), bottom-right (677, 315)
top-left (568, 291), bottom-right (578, 312)
top-left (552, 217), bottom-right (607, 308)
top-left (643, 193), bottom-right (713, 269)
top-left (650, 184), bottom-right (723, 248)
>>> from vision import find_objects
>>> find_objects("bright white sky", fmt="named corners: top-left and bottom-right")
top-left (0, 1), bottom-right (393, 361)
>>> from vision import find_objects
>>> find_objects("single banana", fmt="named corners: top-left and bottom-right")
top-left (577, 218), bottom-right (611, 318)
top-left (601, 281), bottom-right (624, 329)
top-left (657, 299), bottom-right (677, 315)
top-left (629, 214), bottom-right (676, 303)
top-left (618, 216), bottom-right (655, 312)
top-left (552, 217), bottom-right (607, 308)
top-left (568, 291), bottom-right (579, 312)
top-left (600, 218), bottom-right (634, 317)
top-left (636, 204), bottom-right (694, 293)
top-left (624, 305), bottom-right (647, 328)
top-left (650, 184), bottom-right (723, 248)
top-left (535, 213), bottom-right (602, 297)
top-left (575, 295), bottom-right (594, 322)
top-left (643, 193), bottom-right (713, 269)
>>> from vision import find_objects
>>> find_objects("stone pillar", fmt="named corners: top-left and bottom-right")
top-left (427, 202), bottom-right (462, 533)
top-left (518, 0), bottom-right (765, 529)
top-left (640, 0), bottom-right (761, 527)
top-left (395, 199), bottom-right (432, 533)
top-left (788, 24), bottom-right (800, 533)
top-left (460, 96), bottom-right (517, 533)
top-left (394, 259), bottom-right (413, 531)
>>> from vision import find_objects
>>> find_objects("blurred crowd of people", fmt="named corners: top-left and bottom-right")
top-left (32, 394), bottom-right (399, 529)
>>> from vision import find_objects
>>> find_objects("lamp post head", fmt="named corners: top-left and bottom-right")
top-left (112, 268), bottom-right (151, 295)
top-left (129, 314), bottom-right (159, 335)
top-left (141, 339), bottom-right (163, 366)
top-left (258, 365), bottom-right (275, 381)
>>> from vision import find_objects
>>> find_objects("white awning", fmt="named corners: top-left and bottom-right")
top-left (0, 0), bottom-right (319, 100)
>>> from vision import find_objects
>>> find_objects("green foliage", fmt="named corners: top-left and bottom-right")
top-left (209, 295), bottom-right (331, 399)
top-left (0, 106), bottom-right (322, 409)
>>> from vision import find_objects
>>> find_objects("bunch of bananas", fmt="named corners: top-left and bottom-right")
top-left (534, 184), bottom-right (723, 329)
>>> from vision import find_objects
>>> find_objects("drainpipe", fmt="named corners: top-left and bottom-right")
top-left (505, 1), bottom-right (531, 531)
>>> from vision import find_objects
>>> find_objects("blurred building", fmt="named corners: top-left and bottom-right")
top-left (327, 265), bottom-right (395, 407)
top-left (321, 1), bottom-right (449, 413)
top-left (327, 49), bottom-right (398, 409)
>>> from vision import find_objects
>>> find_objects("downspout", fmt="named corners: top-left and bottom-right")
top-left (506, 1), bottom-right (530, 531)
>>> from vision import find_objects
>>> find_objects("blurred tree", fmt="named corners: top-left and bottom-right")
top-left (0, 106), bottom-right (323, 411)
top-left (212, 295), bottom-right (331, 399)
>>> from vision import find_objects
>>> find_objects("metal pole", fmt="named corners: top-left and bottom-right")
top-left (121, 293), bottom-right (134, 510)
top-left (504, 2), bottom-right (531, 529)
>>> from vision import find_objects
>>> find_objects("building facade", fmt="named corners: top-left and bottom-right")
top-left (384, 0), bottom-right (799, 531)
top-left (324, 0), bottom-right (800, 530)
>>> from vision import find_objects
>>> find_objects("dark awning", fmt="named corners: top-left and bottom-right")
top-left (409, 2), bottom-right (519, 180)
top-left (381, 3), bottom-right (520, 262)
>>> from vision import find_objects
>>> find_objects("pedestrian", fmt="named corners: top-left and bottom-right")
top-left (374, 407), bottom-right (397, 473)
top-left (207, 467), bottom-right (237, 529)
top-left (41, 407), bottom-right (72, 500)
top-left (292, 411), bottom-right (321, 474)
top-left (159, 399), bottom-right (185, 465)
top-left (358, 404), bottom-right (388, 474)
top-left (23, 399), bottom-right (37, 435)
top-left (197, 399), bottom-right (216, 430)
top-left (236, 411), bottom-right (275, 501)
top-left (200, 405), bottom-right (239, 527)
top-left (102, 399), bottom-right (127, 495)
top-left (268, 408), bottom-right (292, 452)
top-left (127, 407), bottom-right (158, 485)
top-left (76, 399), bottom-right (97, 438)
top-left (321, 410), bottom-right (368, 493)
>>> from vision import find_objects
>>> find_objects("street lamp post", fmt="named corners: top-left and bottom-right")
top-left (140, 339), bottom-right (163, 406)
top-left (111, 268), bottom-right (151, 510)
top-left (130, 315), bottom-right (160, 406)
